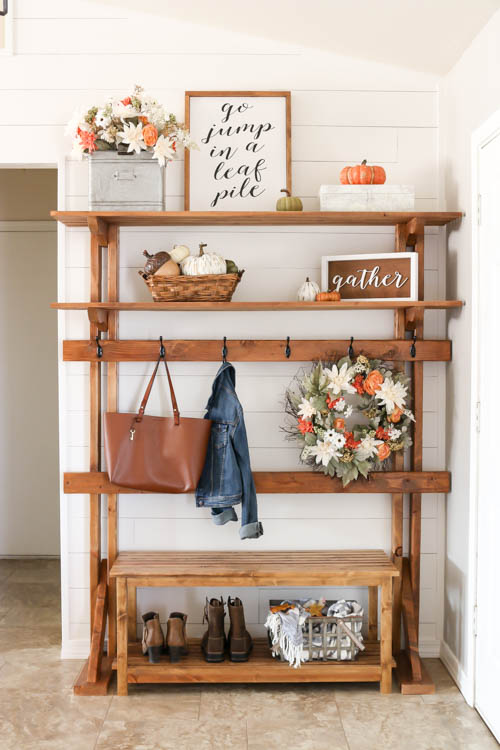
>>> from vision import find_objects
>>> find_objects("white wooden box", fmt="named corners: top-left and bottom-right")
top-left (319, 185), bottom-right (415, 211)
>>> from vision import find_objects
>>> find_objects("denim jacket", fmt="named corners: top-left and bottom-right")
top-left (195, 362), bottom-right (263, 540)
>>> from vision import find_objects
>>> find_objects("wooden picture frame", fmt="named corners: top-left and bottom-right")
top-left (184, 91), bottom-right (291, 211)
top-left (321, 253), bottom-right (418, 302)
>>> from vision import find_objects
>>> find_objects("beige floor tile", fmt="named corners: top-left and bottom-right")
top-left (200, 682), bottom-right (339, 721)
top-left (420, 657), bottom-right (464, 704)
top-left (0, 653), bottom-right (84, 691)
top-left (95, 718), bottom-right (247, 750)
top-left (0, 688), bottom-right (110, 750)
top-left (0, 560), bottom-right (17, 582)
top-left (0, 603), bottom-right (61, 628)
top-left (107, 684), bottom-right (201, 722)
top-left (443, 702), bottom-right (499, 749)
top-left (334, 676), bottom-right (423, 704)
top-left (247, 716), bottom-right (349, 750)
top-left (5, 559), bottom-right (60, 584)
top-left (0, 582), bottom-right (61, 609)
top-left (0, 626), bottom-right (61, 653)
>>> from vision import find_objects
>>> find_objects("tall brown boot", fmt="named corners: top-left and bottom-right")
top-left (166, 612), bottom-right (188, 663)
top-left (141, 611), bottom-right (164, 664)
top-left (201, 597), bottom-right (226, 663)
top-left (227, 597), bottom-right (252, 662)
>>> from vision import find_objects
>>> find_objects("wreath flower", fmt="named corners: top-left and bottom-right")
top-left (283, 355), bottom-right (414, 486)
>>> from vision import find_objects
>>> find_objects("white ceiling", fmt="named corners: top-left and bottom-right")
top-left (97, 0), bottom-right (500, 74)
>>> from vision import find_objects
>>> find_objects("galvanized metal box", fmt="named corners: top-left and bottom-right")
top-left (88, 152), bottom-right (165, 211)
top-left (319, 184), bottom-right (415, 212)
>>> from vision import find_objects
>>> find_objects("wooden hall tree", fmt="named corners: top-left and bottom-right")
top-left (51, 210), bottom-right (463, 696)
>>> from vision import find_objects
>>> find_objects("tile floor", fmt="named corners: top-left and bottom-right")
top-left (0, 558), bottom-right (497, 750)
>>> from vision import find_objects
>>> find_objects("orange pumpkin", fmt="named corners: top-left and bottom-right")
top-left (315, 291), bottom-right (341, 302)
top-left (340, 159), bottom-right (386, 185)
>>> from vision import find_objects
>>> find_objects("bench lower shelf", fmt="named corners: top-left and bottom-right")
top-left (113, 639), bottom-right (395, 684)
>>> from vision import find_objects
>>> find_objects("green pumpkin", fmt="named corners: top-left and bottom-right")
top-left (225, 259), bottom-right (239, 274)
top-left (276, 189), bottom-right (303, 211)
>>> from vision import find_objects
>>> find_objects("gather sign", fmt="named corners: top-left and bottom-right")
top-left (321, 253), bottom-right (418, 301)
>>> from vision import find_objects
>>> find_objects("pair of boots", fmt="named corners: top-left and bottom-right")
top-left (141, 611), bottom-right (188, 664)
top-left (202, 596), bottom-right (252, 663)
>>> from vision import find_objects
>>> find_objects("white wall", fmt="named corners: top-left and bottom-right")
top-left (439, 9), bottom-right (500, 701)
top-left (0, 0), bottom-right (447, 659)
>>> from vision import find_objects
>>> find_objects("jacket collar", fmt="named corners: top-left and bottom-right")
top-left (206, 361), bottom-right (236, 408)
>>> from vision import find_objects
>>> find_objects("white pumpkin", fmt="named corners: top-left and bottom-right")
top-left (169, 244), bottom-right (190, 264)
top-left (297, 277), bottom-right (320, 301)
top-left (181, 243), bottom-right (227, 276)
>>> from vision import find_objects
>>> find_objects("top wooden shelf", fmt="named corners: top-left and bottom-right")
top-left (51, 210), bottom-right (463, 228)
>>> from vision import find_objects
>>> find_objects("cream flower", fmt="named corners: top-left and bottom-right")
top-left (310, 440), bottom-right (339, 467)
top-left (344, 405), bottom-right (353, 418)
top-left (388, 427), bottom-right (401, 440)
top-left (375, 377), bottom-right (408, 413)
top-left (119, 122), bottom-right (146, 155)
top-left (355, 435), bottom-right (383, 461)
top-left (297, 398), bottom-right (316, 420)
top-left (153, 135), bottom-right (176, 166)
top-left (334, 397), bottom-right (346, 412)
top-left (324, 362), bottom-right (356, 396)
top-left (324, 430), bottom-right (346, 450)
top-left (113, 101), bottom-right (138, 119)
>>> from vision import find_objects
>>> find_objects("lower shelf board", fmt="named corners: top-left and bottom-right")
top-left (113, 639), bottom-right (395, 684)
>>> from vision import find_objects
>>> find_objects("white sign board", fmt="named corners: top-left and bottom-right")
top-left (185, 91), bottom-right (291, 211)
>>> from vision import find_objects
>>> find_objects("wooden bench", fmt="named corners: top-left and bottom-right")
top-left (110, 549), bottom-right (399, 695)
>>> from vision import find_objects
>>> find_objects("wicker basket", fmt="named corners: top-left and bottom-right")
top-left (140, 270), bottom-right (244, 302)
top-left (268, 599), bottom-right (364, 662)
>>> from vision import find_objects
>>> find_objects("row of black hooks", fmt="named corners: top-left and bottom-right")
top-left (94, 333), bottom-right (418, 360)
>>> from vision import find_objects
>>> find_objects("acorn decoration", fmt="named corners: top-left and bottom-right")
top-left (142, 249), bottom-right (170, 275)
top-left (276, 189), bottom-right (303, 211)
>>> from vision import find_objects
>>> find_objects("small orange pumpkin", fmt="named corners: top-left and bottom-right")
top-left (315, 291), bottom-right (341, 302)
top-left (340, 159), bottom-right (386, 185)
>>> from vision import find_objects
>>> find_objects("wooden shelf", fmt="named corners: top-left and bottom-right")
top-left (52, 300), bottom-right (463, 312)
top-left (51, 210), bottom-right (462, 228)
top-left (64, 471), bottom-right (451, 495)
top-left (113, 639), bottom-right (394, 685)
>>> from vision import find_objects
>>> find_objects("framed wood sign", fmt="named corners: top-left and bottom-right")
top-left (184, 91), bottom-right (291, 211)
top-left (321, 253), bottom-right (418, 301)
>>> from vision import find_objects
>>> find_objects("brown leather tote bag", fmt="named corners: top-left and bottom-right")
top-left (104, 355), bottom-right (212, 493)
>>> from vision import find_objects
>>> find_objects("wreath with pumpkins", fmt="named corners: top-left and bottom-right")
top-left (284, 355), bottom-right (414, 486)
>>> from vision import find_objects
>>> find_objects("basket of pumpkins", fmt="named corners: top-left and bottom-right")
top-left (139, 243), bottom-right (244, 302)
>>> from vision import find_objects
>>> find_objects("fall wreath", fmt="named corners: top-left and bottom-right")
top-left (284, 355), bottom-right (414, 486)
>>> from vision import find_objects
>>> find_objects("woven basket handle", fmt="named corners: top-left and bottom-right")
top-left (134, 354), bottom-right (180, 426)
top-left (337, 619), bottom-right (365, 651)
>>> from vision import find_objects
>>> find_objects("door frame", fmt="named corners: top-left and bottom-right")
top-left (468, 107), bottom-right (500, 711)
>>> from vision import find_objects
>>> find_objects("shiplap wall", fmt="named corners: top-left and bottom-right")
top-left (0, 0), bottom-right (446, 658)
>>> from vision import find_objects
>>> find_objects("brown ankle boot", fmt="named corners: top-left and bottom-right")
top-left (201, 597), bottom-right (226, 662)
top-left (227, 597), bottom-right (252, 662)
top-left (141, 611), bottom-right (164, 664)
top-left (166, 612), bottom-right (188, 663)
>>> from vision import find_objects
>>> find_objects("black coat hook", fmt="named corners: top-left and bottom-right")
top-left (159, 336), bottom-right (165, 358)
top-left (348, 336), bottom-right (354, 359)
top-left (285, 336), bottom-right (291, 359)
top-left (410, 332), bottom-right (417, 358)
top-left (222, 336), bottom-right (228, 363)
top-left (96, 335), bottom-right (103, 359)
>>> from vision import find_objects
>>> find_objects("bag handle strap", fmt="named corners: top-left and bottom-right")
top-left (135, 354), bottom-right (180, 426)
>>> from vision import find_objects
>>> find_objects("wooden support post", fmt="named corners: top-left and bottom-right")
top-left (380, 579), bottom-right (393, 693)
top-left (107, 225), bottom-right (119, 659)
top-left (368, 587), bottom-right (378, 640)
top-left (89, 235), bottom-right (102, 633)
top-left (87, 559), bottom-right (108, 682)
top-left (401, 558), bottom-right (422, 682)
top-left (117, 576), bottom-right (129, 696)
top-left (127, 584), bottom-right (137, 642)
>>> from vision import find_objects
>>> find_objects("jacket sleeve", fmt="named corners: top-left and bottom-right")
top-left (232, 411), bottom-right (263, 540)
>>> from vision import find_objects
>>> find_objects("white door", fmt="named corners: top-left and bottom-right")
top-left (475, 129), bottom-right (500, 741)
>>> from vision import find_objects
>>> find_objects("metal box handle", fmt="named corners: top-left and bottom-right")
top-left (112, 170), bottom-right (136, 181)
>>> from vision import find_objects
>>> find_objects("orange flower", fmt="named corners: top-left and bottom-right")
top-left (344, 431), bottom-right (361, 450)
top-left (142, 124), bottom-right (158, 147)
top-left (139, 116), bottom-right (149, 125)
top-left (353, 374), bottom-right (365, 395)
top-left (79, 129), bottom-right (97, 153)
top-left (378, 443), bottom-right (391, 461)
top-left (334, 418), bottom-right (345, 431)
top-left (375, 426), bottom-right (389, 440)
top-left (298, 418), bottom-right (314, 435)
top-left (364, 370), bottom-right (384, 395)
top-left (326, 394), bottom-right (340, 410)
top-left (388, 407), bottom-right (402, 423)
top-left (121, 97), bottom-right (132, 106)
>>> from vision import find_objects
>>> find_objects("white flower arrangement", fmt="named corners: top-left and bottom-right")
top-left (67, 85), bottom-right (197, 165)
top-left (283, 356), bottom-right (415, 486)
